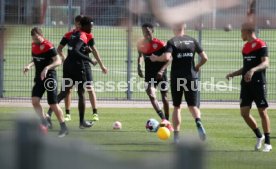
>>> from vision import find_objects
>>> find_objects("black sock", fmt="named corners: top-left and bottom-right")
top-left (195, 118), bottom-right (201, 123)
top-left (253, 128), bottom-right (263, 138)
top-left (47, 109), bottom-right (52, 117)
top-left (93, 109), bottom-right (97, 114)
top-left (66, 109), bottom-right (70, 115)
top-left (41, 118), bottom-right (48, 127)
top-left (165, 113), bottom-right (169, 121)
top-left (264, 133), bottom-right (270, 144)
top-left (60, 122), bottom-right (67, 130)
top-left (157, 110), bottom-right (166, 120)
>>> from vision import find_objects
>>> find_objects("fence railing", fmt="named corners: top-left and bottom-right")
top-left (0, 0), bottom-right (276, 102)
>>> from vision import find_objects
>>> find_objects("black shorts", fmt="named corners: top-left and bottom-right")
top-left (145, 75), bottom-right (168, 92)
top-left (171, 78), bottom-right (199, 107)
top-left (63, 61), bottom-right (86, 88)
top-left (240, 82), bottom-right (268, 108)
top-left (32, 70), bottom-right (58, 104)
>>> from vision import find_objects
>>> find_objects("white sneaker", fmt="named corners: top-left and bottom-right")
top-left (64, 114), bottom-right (71, 121)
top-left (255, 135), bottom-right (265, 151)
top-left (263, 144), bottom-right (272, 152)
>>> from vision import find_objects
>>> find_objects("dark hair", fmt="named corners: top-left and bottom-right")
top-left (142, 23), bottom-right (154, 31)
top-left (31, 27), bottom-right (43, 36)
top-left (242, 22), bottom-right (255, 33)
top-left (80, 16), bottom-right (93, 27)
top-left (75, 15), bottom-right (83, 23)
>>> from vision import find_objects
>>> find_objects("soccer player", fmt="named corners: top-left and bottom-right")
top-left (150, 23), bottom-right (208, 143)
top-left (48, 16), bottom-right (102, 129)
top-left (47, 16), bottom-right (107, 126)
top-left (23, 27), bottom-right (68, 137)
top-left (137, 23), bottom-right (172, 130)
top-left (226, 22), bottom-right (272, 152)
top-left (49, 15), bottom-right (97, 122)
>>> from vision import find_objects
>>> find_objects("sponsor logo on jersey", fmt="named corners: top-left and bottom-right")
top-left (251, 43), bottom-right (256, 48)
top-left (244, 55), bottom-right (256, 61)
top-left (177, 53), bottom-right (193, 58)
top-left (152, 43), bottom-right (158, 49)
top-left (33, 56), bottom-right (45, 62)
top-left (40, 45), bottom-right (45, 51)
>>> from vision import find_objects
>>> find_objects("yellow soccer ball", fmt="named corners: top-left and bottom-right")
top-left (157, 127), bottom-right (170, 140)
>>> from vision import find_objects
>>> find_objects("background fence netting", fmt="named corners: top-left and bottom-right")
top-left (0, 0), bottom-right (275, 103)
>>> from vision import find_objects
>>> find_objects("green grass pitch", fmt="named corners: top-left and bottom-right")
top-left (0, 107), bottom-right (275, 169)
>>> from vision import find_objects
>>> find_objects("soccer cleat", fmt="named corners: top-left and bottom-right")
top-left (161, 119), bottom-right (174, 132)
top-left (64, 114), bottom-right (71, 121)
top-left (79, 120), bottom-right (94, 129)
top-left (262, 144), bottom-right (272, 152)
top-left (196, 121), bottom-right (206, 141)
top-left (46, 116), bottom-right (53, 129)
top-left (58, 128), bottom-right (68, 138)
top-left (255, 135), bottom-right (265, 151)
top-left (91, 114), bottom-right (99, 121)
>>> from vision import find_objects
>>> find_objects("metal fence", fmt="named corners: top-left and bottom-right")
top-left (0, 0), bottom-right (276, 102)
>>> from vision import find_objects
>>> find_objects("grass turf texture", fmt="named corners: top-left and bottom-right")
top-left (0, 107), bottom-right (275, 169)
top-left (3, 26), bottom-right (276, 101)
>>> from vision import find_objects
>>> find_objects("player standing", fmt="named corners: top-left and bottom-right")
top-left (150, 23), bottom-right (208, 143)
top-left (226, 22), bottom-right (272, 152)
top-left (137, 23), bottom-right (172, 130)
top-left (47, 16), bottom-right (107, 127)
top-left (23, 27), bottom-right (68, 137)
top-left (47, 15), bottom-right (97, 122)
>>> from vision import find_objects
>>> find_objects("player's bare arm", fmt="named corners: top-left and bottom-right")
top-left (226, 67), bottom-right (243, 80)
top-left (137, 51), bottom-right (144, 78)
top-left (41, 55), bottom-right (62, 80)
top-left (195, 51), bottom-right (208, 72)
top-left (91, 45), bottom-right (108, 74)
top-left (57, 44), bottom-right (66, 62)
top-left (23, 61), bottom-right (34, 75)
top-left (157, 59), bottom-right (171, 80)
top-left (150, 52), bottom-right (171, 62)
top-left (244, 56), bottom-right (269, 82)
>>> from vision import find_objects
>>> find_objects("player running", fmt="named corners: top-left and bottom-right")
top-left (23, 27), bottom-right (68, 137)
top-left (137, 23), bottom-right (172, 130)
top-left (150, 23), bottom-right (208, 143)
top-left (226, 22), bottom-right (272, 152)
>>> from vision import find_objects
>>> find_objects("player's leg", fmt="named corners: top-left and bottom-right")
top-left (31, 81), bottom-right (48, 127)
top-left (185, 79), bottom-right (206, 141)
top-left (254, 84), bottom-right (271, 152)
top-left (77, 84), bottom-right (92, 129)
top-left (85, 67), bottom-right (98, 121)
top-left (64, 89), bottom-right (72, 121)
top-left (171, 78), bottom-right (183, 144)
top-left (146, 82), bottom-right (166, 120)
top-left (257, 107), bottom-right (271, 152)
top-left (46, 71), bottom-right (68, 137)
top-left (240, 84), bottom-right (264, 150)
top-left (87, 86), bottom-right (98, 121)
top-left (160, 80), bottom-right (170, 120)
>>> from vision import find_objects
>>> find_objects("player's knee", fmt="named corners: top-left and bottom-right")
top-left (240, 111), bottom-right (249, 118)
top-left (147, 92), bottom-right (156, 100)
top-left (32, 97), bottom-right (40, 107)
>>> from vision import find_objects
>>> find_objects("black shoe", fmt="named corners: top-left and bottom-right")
top-left (46, 117), bottom-right (53, 129)
top-left (79, 120), bottom-right (94, 129)
top-left (196, 122), bottom-right (206, 141)
top-left (58, 127), bottom-right (68, 138)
